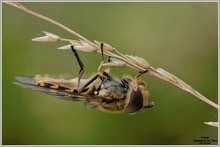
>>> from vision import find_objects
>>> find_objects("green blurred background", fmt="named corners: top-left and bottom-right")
top-left (2, 2), bottom-right (218, 145)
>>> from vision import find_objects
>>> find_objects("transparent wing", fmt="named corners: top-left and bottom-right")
top-left (13, 76), bottom-right (104, 103)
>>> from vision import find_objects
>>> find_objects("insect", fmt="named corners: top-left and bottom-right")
top-left (7, 2), bottom-right (154, 114)
top-left (14, 45), bottom-right (154, 114)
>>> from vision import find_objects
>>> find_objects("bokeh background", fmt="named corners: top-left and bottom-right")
top-left (2, 2), bottom-right (218, 145)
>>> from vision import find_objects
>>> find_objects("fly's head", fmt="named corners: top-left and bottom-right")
top-left (122, 77), bottom-right (154, 114)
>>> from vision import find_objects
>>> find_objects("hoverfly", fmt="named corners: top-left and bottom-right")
top-left (8, 2), bottom-right (154, 114)
top-left (14, 44), bottom-right (154, 114)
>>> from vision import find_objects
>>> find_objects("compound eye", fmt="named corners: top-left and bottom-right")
top-left (125, 88), bottom-right (143, 114)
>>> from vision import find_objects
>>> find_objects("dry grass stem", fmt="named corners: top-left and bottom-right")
top-left (204, 122), bottom-right (219, 127)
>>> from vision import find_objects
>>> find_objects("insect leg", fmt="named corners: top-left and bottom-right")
top-left (78, 43), bottom-right (112, 93)
top-left (135, 70), bottom-right (148, 80)
top-left (97, 42), bottom-right (105, 73)
top-left (78, 73), bottom-right (99, 93)
top-left (108, 56), bottom-right (111, 62)
top-left (71, 45), bottom-right (84, 92)
top-left (97, 43), bottom-right (112, 78)
top-left (79, 42), bottom-right (113, 93)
